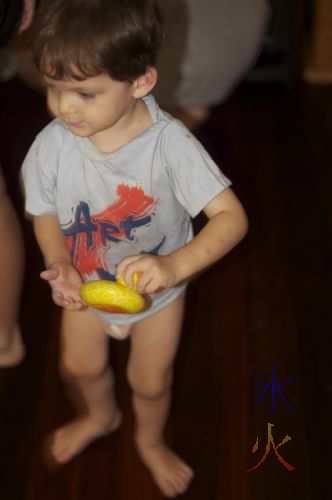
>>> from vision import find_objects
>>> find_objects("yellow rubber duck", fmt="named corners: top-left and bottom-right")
top-left (79, 274), bottom-right (149, 314)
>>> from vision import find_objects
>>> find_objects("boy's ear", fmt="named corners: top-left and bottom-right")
top-left (132, 66), bottom-right (158, 98)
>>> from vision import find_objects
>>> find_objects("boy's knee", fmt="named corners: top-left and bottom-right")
top-left (60, 354), bottom-right (107, 380)
top-left (127, 367), bottom-right (173, 400)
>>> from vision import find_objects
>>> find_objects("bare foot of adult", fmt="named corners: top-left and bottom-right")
top-left (49, 410), bottom-right (122, 464)
top-left (137, 441), bottom-right (194, 497)
top-left (0, 325), bottom-right (25, 367)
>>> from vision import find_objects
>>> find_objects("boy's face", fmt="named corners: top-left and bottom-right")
top-left (43, 72), bottom-right (138, 142)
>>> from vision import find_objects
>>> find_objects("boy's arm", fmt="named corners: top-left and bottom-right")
top-left (33, 214), bottom-right (72, 267)
top-left (117, 187), bottom-right (248, 293)
top-left (33, 214), bottom-right (84, 309)
top-left (169, 187), bottom-right (248, 282)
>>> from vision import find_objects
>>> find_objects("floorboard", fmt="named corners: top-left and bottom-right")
top-left (0, 77), bottom-right (330, 499)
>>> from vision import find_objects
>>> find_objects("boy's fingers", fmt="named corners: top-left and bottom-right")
top-left (65, 302), bottom-right (83, 311)
top-left (53, 295), bottom-right (65, 306)
top-left (116, 255), bottom-right (141, 280)
top-left (123, 263), bottom-right (145, 287)
top-left (135, 273), bottom-right (152, 293)
top-left (40, 269), bottom-right (58, 281)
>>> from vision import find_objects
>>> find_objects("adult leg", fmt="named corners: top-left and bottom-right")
top-left (176, 0), bottom-right (269, 108)
top-left (0, 172), bottom-right (25, 367)
top-left (50, 307), bottom-right (122, 463)
top-left (128, 295), bottom-right (194, 497)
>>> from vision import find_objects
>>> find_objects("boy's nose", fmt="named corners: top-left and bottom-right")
top-left (58, 93), bottom-right (76, 116)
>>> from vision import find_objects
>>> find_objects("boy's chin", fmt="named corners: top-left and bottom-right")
top-left (65, 124), bottom-right (90, 137)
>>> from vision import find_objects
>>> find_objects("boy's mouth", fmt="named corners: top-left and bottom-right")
top-left (65, 121), bottom-right (85, 129)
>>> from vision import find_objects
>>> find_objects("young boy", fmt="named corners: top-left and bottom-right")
top-left (22, 0), bottom-right (248, 496)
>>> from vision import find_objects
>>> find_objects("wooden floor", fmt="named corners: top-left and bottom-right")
top-left (0, 76), bottom-right (330, 500)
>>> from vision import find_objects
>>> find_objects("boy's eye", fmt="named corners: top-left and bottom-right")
top-left (78, 92), bottom-right (95, 99)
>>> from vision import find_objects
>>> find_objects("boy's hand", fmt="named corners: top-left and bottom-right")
top-left (116, 254), bottom-right (179, 294)
top-left (40, 262), bottom-right (85, 310)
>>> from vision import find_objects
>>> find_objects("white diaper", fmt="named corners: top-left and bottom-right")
top-left (103, 322), bottom-right (132, 340)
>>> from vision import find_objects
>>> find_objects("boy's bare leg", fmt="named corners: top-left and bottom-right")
top-left (0, 174), bottom-right (25, 367)
top-left (50, 307), bottom-right (122, 464)
top-left (128, 295), bottom-right (194, 497)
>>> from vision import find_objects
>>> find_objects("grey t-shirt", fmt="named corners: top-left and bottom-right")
top-left (22, 94), bottom-right (231, 324)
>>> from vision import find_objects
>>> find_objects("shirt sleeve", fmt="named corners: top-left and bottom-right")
top-left (161, 121), bottom-right (232, 217)
top-left (21, 131), bottom-right (57, 216)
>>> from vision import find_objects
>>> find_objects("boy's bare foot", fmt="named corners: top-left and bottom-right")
top-left (49, 410), bottom-right (122, 464)
top-left (0, 325), bottom-right (25, 367)
top-left (137, 441), bottom-right (194, 497)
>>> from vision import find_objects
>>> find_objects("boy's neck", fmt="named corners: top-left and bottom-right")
top-left (89, 98), bottom-right (153, 154)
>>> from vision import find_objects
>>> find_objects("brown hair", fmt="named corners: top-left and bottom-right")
top-left (32, 0), bottom-right (163, 82)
